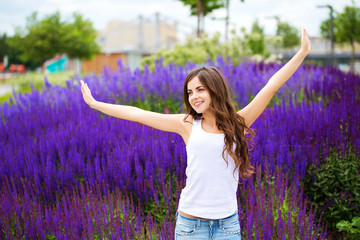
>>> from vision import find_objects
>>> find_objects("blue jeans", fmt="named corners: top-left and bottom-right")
top-left (174, 211), bottom-right (241, 240)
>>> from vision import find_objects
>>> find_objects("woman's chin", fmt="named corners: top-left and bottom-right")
top-left (194, 109), bottom-right (203, 114)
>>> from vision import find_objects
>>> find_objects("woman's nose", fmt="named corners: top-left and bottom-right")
top-left (190, 95), bottom-right (198, 102)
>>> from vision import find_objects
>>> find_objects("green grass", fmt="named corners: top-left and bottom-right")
top-left (0, 71), bottom-right (77, 104)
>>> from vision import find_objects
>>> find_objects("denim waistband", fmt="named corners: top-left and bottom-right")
top-left (176, 211), bottom-right (238, 227)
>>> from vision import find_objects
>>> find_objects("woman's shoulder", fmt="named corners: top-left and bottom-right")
top-left (177, 113), bottom-right (194, 123)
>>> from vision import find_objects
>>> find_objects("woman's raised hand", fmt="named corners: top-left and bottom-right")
top-left (80, 80), bottom-right (97, 108)
top-left (300, 26), bottom-right (311, 55)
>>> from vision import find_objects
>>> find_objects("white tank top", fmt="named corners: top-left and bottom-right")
top-left (177, 118), bottom-right (239, 219)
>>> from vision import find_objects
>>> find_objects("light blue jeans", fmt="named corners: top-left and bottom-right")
top-left (174, 211), bottom-right (241, 240)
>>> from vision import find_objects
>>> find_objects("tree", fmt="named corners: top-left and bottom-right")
top-left (276, 19), bottom-right (300, 50)
top-left (224, 0), bottom-right (245, 41)
top-left (0, 33), bottom-right (40, 70)
top-left (320, 19), bottom-right (331, 39)
top-left (0, 34), bottom-right (7, 61)
top-left (62, 13), bottom-right (101, 59)
top-left (179, 0), bottom-right (224, 37)
top-left (246, 19), bottom-right (266, 55)
top-left (7, 11), bottom-right (100, 66)
top-left (321, 5), bottom-right (360, 71)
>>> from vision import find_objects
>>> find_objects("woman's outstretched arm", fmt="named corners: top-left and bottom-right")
top-left (80, 80), bottom-right (187, 135)
top-left (238, 26), bottom-right (311, 128)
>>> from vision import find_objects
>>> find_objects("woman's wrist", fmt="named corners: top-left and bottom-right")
top-left (297, 48), bottom-right (310, 58)
top-left (90, 100), bottom-right (99, 109)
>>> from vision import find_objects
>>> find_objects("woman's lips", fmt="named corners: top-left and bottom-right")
top-left (194, 101), bottom-right (204, 107)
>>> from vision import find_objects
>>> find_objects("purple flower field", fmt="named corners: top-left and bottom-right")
top-left (1, 58), bottom-right (359, 239)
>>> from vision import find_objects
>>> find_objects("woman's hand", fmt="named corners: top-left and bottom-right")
top-left (80, 80), bottom-right (97, 108)
top-left (300, 26), bottom-right (311, 55)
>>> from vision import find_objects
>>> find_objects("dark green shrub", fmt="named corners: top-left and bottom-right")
top-left (302, 148), bottom-right (360, 231)
top-left (336, 217), bottom-right (360, 240)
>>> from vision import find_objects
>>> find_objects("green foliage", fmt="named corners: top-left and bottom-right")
top-left (8, 12), bottom-right (64, 64)
top-left (141, 32), bottom-right (232, 70)
top-left (141, 24), bottom-right (272, 71)
top-left (0, 71), bottom-right (76, 104)
top-left (62, 13), bottom-right (101, 59)
top-left (179, 0), bottom-right (224, 16)
top-left (336, 217), bottom-right (360, 240)
top-left (302, 148), bottom-right (360, 230)
top-left (246, 19), bottom-right (267, 55)
top-left (0, 92), bottom-right (13, 104)
top-left (178, 0), bottom-right (225, 36)
top-left (272, 191), bottom-right (299, 225)
top-left (6, 11), bottom-right (100, 65)
top-left (140, 16), bottom-right (302, 71)
top-left (143, 171), bottom-right (178, 223)
top-left (0, 33), bottom-right (8, 60)
top-left (1, 33), bottom-right (41, 70)
top-left (320, 4), bottom-right (360, 71)
top-left (133, 96), bottom-right (181, 114)
top-left (320, 5), bottom-right (360, 46)
top-left (320, 19), bottom-right (332, 40)
top-left (276, 20), bottom-right (300, 49)
top-left (335, 5), bottom-right (360, 43)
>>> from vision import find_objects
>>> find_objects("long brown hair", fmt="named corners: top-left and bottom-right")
top-left (183, 66), bottom-right (255, 180)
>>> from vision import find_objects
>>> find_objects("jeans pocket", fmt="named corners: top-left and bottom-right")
top-left (175, 222), bottom-right (198, 236)
top-left (221, 219), bottom-right (241, 235)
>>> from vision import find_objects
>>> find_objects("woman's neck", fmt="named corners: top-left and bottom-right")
top-left (202, 111), bottom-right (217, 128)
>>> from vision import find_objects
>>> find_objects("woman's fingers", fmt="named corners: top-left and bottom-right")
top-left (80, 80), bottom-right (90, 95)
top-left (80, 80), bottom-right (85, 94)
top-left (80, 80), bottom-right (85, 88)
top-left (300, 26), bottom-right (311, 54)
top-left (301, 26), bottom-right (306, 34)
top-left (85, 84), bottom-right (91, 95)
top-left (300, 26), bottom-right (307, 40)
top-left (80, 80), bottom-right (97, 107)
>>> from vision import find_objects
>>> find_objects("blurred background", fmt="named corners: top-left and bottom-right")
top-left (0, 0), bottom-right (359, 98)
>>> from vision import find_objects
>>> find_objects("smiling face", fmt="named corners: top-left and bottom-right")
top-left (187, 76), bottom-right (212, 114)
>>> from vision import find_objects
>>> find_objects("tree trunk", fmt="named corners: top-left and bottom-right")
top-left (196, 0), bottom-right (201, 37)
top-left (350, 40), bottom-right (355, 72)
top-left (225, 0), bottom-right (230, 41)
top-left (196, 0), bottom-right (205, 38)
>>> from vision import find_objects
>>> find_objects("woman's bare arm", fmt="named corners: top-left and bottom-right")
top-left (80, 80), bottom-right (187, 136)
top-left (238, 27), bottom-right (311, 128)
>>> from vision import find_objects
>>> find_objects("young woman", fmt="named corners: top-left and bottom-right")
top-left (81, 27), bottom-right (310, 240)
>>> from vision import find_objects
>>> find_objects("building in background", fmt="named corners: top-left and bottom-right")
top-left (273, 37), bottom-right (360, 73)
top-left (82, 13), bottom-right (178, 74)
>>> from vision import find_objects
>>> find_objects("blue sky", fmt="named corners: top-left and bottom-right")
top-left (0, 0), bottom-right (356, 40)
